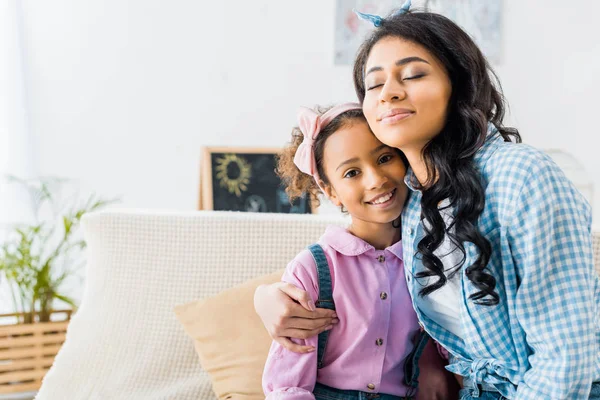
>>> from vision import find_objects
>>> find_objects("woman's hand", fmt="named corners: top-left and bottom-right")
top-left (416, 339), bottom-right (461, 400)
top-left (254, 282), bottom-right (338, 353)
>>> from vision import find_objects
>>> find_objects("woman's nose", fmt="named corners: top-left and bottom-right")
top-left (379, 79), bottom-right (406, 103)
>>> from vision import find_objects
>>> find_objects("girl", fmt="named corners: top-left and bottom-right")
top-left (256, 2), bottom-right (600, 399)
top-left (263, 103), bottom-right (455, 399)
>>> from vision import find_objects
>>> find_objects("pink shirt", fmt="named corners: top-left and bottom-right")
top-left (263, 225), bottom-right (420, 399)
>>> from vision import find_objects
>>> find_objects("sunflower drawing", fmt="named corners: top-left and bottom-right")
top-left (215, 154), bottom-right (252, 197)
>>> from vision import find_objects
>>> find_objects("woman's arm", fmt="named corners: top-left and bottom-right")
top-left (254, 281), bottom-right (338, 354)
top-left (507, 158), bottom-right (595, 399)
top-left (416, 338), bottom-right (461, 400)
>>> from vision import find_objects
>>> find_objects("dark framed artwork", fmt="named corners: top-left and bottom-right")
top-left (199, 147), bottom-right (314, 214)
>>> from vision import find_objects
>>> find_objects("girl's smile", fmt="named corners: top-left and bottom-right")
top-left (365, 188), bottom-right (398, 208)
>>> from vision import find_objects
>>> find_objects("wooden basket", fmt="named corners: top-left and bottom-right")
top-left (0, 310), bottom-right (71, 394)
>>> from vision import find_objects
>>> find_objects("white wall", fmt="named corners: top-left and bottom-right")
top-left (0, 0), bottom-right (36, 227)
top-left (2, 0), bottom-right (598, 315)
top-left (17, 0), bottom-right (600, 217)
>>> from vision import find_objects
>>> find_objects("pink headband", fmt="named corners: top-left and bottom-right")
top-left (293, 102), bottom-right (362, 194)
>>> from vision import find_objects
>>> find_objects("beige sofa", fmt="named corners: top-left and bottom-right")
top-left (34, 210), bottom-right (600, 399)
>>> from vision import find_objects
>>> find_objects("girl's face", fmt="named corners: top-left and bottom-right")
top-left (321, 120), bottom-right (407, 226)
top-left (361, 36), bottom-right (452, 154)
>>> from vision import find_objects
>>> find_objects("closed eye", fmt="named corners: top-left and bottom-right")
top-left (403, 74), bottom-right (425, 81)
top-left (367, 73), bottom-right (425, 89)
top-left (366, 84), bottom-right (383, 91)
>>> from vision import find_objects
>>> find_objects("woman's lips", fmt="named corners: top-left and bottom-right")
top-left (379, 108), bottom-right (414, 124)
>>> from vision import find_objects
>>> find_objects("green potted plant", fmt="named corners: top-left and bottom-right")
top-left (0, 176), bottom-right (114, 323)
top-left (0, 177), bottom-right (114, 394)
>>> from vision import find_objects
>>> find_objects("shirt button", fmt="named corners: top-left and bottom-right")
top-left (375, 338), bottom-right (384, 346)
top-left (407, 227), bottom-right (413, 235)
top-left (377, 255), bottom-right (385, 262)
top-left (367, 383), bottom-right (376, 390)
top-left (380, 292), bottom-right (388, 300)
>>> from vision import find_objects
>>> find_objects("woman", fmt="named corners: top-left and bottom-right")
top-left (255, 4), bottom-right (600, 400)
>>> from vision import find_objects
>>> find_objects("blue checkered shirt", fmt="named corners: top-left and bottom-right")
top-left (401, 128), bottom-right (600, 399)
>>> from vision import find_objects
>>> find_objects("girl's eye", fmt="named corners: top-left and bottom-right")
top-left (378, 154), bottom-right (393, 164)
top-left (344, 170), bottom-right (359, 179)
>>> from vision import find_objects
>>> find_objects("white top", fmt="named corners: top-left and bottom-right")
top-left (413, 200), bottom-right (463, 339)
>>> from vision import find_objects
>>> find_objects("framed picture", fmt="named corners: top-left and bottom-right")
top-left (199, 147), bottom-right (314, 214)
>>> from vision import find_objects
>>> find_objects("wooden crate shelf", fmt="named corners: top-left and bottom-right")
top-left (0, 310), bottom-right (71, 395)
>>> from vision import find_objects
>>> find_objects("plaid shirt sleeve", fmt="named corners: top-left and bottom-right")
top-left (507, 155), bottom-right (595, 399)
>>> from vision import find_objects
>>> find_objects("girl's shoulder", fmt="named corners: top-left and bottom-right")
top-left (286, 225), bottom-right (364, 280)
top-left (287, 242), bottom-right (334, 273)
top-left (283, 248), bottom-right (321, 297)
top-left (284, 241), bottom-right (339, 298)
top-left (288, 243), bottom-right (338, 271)
top-left (287, 248), bottom-right (319, 275)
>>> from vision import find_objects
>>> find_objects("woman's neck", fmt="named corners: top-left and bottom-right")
top-left (348, 218), bottom-right (401, 250)
top-left (403, 148), bottom-right (429, 186)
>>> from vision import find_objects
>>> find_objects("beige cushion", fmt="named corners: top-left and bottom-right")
top-left (175, 269), bottom-right (284, 399)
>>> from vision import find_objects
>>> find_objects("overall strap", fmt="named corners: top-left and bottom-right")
top-left (403, 329), bottom-right (430, 397)
top-left (307, 244), bottom-right (335, 369)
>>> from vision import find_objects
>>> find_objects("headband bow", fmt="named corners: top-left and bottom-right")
top-left (353, 0), bottom-right (411, 27)
top-left (293, 103), bottom-right (362, 194)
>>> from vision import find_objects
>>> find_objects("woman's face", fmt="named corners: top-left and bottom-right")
top-left (361, 36), bottom-right (452, 154)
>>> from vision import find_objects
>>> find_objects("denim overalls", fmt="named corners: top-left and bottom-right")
top-left (308, 244), bottom-right (429, 400)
